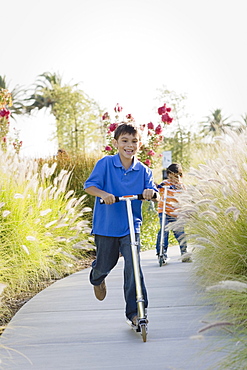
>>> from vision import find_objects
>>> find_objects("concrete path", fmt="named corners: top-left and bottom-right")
top-left (0, 247), bottom-right (231, 370)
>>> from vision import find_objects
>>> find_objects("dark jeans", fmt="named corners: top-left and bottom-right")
top-left (90, 234), bottom-right (148, 320)
top-left (156, 214), bottom-right (187, 256)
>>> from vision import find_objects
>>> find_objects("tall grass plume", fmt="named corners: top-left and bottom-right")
top-left (0, 149), bottom-right (94, 328)
top-left (176, 129), bottom-right (247, 369)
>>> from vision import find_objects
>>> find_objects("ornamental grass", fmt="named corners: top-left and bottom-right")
top-left (175, 129), bottom-right (247, 370)
top-left (0, 149), bottom-right (95, 329)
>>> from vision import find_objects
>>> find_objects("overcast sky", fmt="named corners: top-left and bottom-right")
top-left (2, 0), bottom-right (247, 157)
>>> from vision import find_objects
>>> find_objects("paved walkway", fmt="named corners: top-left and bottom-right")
top-left (0, 247), bottom-right (232, 370)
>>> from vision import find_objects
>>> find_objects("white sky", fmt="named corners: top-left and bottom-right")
top-left (2, 0), bottom-right (247, 157)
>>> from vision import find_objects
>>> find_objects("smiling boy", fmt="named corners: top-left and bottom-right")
top-left (84, 123), bottom-right (158, 325)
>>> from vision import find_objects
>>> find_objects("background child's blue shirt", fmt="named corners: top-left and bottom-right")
top-left (84, 153), bottom-right (157, 237)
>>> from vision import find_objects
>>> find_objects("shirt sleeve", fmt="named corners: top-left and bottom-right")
top-left (84, 158), bottom-right (105, 190)
top-left (144, 167), bottom-right (158, 192)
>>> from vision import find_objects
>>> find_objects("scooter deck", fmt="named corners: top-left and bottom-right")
top-left (158, 256), bottom-right (170, 266)
top-left (126, 318), bottom-right (148, 342)
top-left (126, 317), bottom-right (148, 328)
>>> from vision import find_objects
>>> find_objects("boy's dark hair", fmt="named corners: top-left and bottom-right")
top-left (167, 163), bottom-right (183, 177)
top-left (114, 123), bottom-right (142, 141)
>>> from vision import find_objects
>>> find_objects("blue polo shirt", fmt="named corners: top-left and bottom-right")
top-left (84, 154), bottom-right (157, 237)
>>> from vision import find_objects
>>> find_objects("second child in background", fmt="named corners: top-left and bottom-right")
top-left (155, 163), bottom-right (191, 263)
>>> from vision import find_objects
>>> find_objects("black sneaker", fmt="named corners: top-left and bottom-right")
top-left (130, 315), bottom-right (149, 326)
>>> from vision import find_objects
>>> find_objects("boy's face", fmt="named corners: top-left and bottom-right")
top-left (113, 133), bottom-right (142, 161)
top-left (168, 172), bottom-right (181, 184)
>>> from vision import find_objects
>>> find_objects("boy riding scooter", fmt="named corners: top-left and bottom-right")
top-left (156, 163), bottom-right (191, 263)
top-left (84, 123), bottom-right (158, 327)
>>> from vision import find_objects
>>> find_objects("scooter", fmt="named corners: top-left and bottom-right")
top-left (158, 186), bottom-right (169, 267)
top-left (100, 193), bottom-right (155, 342)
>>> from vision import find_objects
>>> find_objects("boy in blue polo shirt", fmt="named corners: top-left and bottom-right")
top-left (84, 123), bottom-right (158, 325)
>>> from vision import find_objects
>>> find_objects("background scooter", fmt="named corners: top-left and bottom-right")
top-left (158, 186), bottom-right (170, 267)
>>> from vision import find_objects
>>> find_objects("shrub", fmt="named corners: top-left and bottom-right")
top-left (41, 151), bottom-right (101, 211)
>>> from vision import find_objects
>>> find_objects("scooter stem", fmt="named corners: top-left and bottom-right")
top-left (125, 198), bottom-right (145, 319)
top-left (159, 186), bottom-right (167, 256)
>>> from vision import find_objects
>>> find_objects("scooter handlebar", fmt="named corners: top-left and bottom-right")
top-left (99, 192), bottom-right (157, 204)
top-left (135, 193), bottom-right (158, 201)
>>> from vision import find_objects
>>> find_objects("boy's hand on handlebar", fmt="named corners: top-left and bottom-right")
top-left (142, 189), bottom-right (160, 201)
top-left (142, 189), bottom-right (156, 201)
top-left (101, 193), bottom-right (116, 205)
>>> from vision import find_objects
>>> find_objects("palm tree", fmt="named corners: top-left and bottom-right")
top-left (25, 72), bottom-right (61, 113)
top-left (0, 75), bottom-right (25, 117)
top-left (237, 113), bottom-right (247, 133)
top-left (200, 109), bottom-right (233, 137)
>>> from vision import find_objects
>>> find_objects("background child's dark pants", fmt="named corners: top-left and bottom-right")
top-left (156, 214), bottom-right (187, 256)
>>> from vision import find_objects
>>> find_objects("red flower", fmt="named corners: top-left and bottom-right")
top-left (114, 103), bottom-right (123, 113)
top-left (147, 149), bottom-right (155, 156)
top-left (126, 113), bottom-right (134, 121)
top-left (2, 137), bottom-right (7, 143)
top-left (102, 112), bottom-right (109, 120)
top-left (158, 104), bottom-right (172, 120)
top-left (105, 145), bottom-right (112, 151)
top-left (144, 159), bottom-right (151, 167)
top-left (155, 124), bottom-right (163, 135)
top-left (0, 109), bottom-right (10, 118)
top-left (147, 122), bottom-right (154, 130)
top-left (109, 123), bottom-right (118, 132)
top-left (161, 113), bottom-right (173, 124)
top-left (158, 105), bottom-right (166, 115)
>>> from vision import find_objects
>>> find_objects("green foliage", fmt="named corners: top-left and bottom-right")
top-left (25, 72), bottom-right (103, 154)
top-left (140, 201), bottom-right (177, 251)
top-left (44, 84), bottom-right (102, 152)
top-left (140, 201), bottom-right (159, 250)
top-left (177, 129), bottom-right (247, 368)
top-left (163, 129), bottom-right (202, 170)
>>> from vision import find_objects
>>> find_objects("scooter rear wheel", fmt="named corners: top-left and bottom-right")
top-left (141, 324), bottom-right (147, 342)
top-left (159, 256), bottom-right (163, 267)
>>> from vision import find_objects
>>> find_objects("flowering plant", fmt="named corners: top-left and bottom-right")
top-left (157, 103), bottom-right (173, 124)
top-left (102, 103), bottom-right (173, 168)
top-left (0, 88), bottom-right (12, 109)
top-left (0, 89), bottom-right (12, 152)
top-left (0, 88), bottom-right (22, 154)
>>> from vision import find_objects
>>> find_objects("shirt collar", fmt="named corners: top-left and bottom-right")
top-left (113, 153), bottom-right (140, 171)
